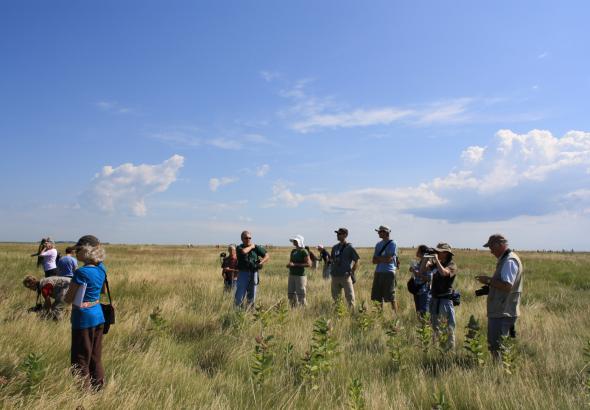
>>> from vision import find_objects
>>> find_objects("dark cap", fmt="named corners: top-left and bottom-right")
top-left (334, 228), bottom-right (349, 235)
top-left (75, 235), bottom-right (100, 248)
top-left (483, 234), bottom-right (507, 248)
top-left (434, 242), bottom-right (454, 255)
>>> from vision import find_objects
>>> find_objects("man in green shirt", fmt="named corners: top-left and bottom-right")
top-left (287, 235), bottom-right (311, 307)
top-left (235, 231), bottom-right (270, 308)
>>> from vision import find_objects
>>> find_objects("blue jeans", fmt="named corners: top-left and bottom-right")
top-left (234, 271), bottom-right (258, 307)
top-left (413, 290), bottom-right (431, 314)
top-left (430, 297), bottom-right (456, 348)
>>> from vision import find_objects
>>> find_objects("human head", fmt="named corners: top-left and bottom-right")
top-left (228, 244), bottom-right (237, 257)
top-left (334, 228), bottom-right (348, 243)
top-left (375, 225), bottom-right (391, 240)
top-left (74, 235), bottom-right (105, 265)
top-left (289, 235), bottom-right (305, 248)
top-left (416, 244), bottom-right (430, 258)
top-left (241, 231), bottom-right (252, 246)
top-left (44, 238), bottom-right (55, 249)
top-left (65, 246), bottom-right (76, 255)
top-left (434, 242), bottom-right (454, 263)
top-left (23, 275), bottom-right (39, 290)
top-left (483, 234), bottom-right (508, 258)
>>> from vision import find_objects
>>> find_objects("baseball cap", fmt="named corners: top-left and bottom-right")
top-left (375, 225), bottom-right (391, 233)
top-left (334, 228), bottom-right (349, 235)
top-left (483, 234), bottom-right (508, 248)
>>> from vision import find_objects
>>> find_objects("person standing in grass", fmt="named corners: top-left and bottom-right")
top-left (409, 245), bottom-right (434, 319)
top-left (221, 245), bottom-right (239, 292)
top-left (476, 234), bottom-right (523, 359)
top-left (235, 231), bottom-right (269, 308)
top-left (429, 243), bottom-right (458, 350)
top-left (371, 225), bottom-right (398, 315)
top-left (64, 235), bottom-right (107, 389)
top-left (330, 228), bottom-right (359, 308)
top-left (317, 245), bottom-right (331, 279)
top-left (31, 238), bottom-right (59, 277)
top-left (287, 235), bottom-right (311, 307)
top-left (57, 246), bottom-right (78, 278)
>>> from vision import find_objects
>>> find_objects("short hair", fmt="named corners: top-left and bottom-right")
top-left (23, 275), bottom-right (38, 289)
top-left (76, 244), bottom-right (106, 265)
top-left (65, 246), bottom-right (76, 254)
top-left (417, 244), bottom-right (430, 255)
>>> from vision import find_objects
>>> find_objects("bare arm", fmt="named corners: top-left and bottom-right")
top-left (372, 255), bottom-right (394, 264)
top-left (259, 254), bottom-right (270, 265)
top-left (64, 282), bottom-right (80, 304)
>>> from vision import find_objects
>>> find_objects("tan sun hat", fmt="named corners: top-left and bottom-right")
top-left (434, 242), bottom-right (454, 255)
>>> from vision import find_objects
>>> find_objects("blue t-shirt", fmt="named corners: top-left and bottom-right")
top-left (374, 240), bottom-right (397, 273)
top-left (57, 255), bottom-right (78, 278)
top-left (71, 263), bottom-right (106, 330)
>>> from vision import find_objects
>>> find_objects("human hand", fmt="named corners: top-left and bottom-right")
top-left (475, 275), bottom-right (491, 285)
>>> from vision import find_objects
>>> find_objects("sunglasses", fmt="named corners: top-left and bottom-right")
top-left (242, 236), bottom-right (252, 239)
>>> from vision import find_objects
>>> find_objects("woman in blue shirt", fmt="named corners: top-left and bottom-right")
top-left (64, 235), bottom-right (107, 389)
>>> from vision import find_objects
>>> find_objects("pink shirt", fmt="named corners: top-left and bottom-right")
top-left (40, 248), bottom-right (58, 271)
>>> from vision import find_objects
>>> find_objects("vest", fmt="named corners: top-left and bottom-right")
top-left (487, 250), bottom-right (523, 318)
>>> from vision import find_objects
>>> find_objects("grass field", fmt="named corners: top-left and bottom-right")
top-left (1, 243), bottom-right (589, 409)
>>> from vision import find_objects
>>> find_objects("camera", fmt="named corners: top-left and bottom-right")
top-left (475, 285), bottom-right (489, 297)
top-left (219, 252), bottom-right (227, 258)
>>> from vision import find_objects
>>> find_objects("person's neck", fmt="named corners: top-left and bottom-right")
top-left (339, 239), bottom-right (347, 245)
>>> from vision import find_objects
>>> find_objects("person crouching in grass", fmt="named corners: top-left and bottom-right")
top-left (23, 275), bottom-right (71, 320)
top-left (64, 235), bottom-right (107, 390)
top-left (287, 235), bottom-right (311, 307)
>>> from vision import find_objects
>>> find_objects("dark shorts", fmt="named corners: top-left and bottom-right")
top-left (371, 271), bottom-right (395, 302)
top-left (44, 268), bottom-right (59, 277)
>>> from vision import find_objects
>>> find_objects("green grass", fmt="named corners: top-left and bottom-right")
top-left (1, 244), bottom-right (589, 409)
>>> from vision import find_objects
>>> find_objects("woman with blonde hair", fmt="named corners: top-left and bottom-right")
top-left (64, 235), bottom-right (107, 389)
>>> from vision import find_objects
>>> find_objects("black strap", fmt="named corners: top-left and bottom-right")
top-left (104, 274), bottom-right (113, 305)
top-left (377, 240), bottom-right (393, 256)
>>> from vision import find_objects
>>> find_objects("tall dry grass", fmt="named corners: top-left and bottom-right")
top-left (1, 244), bottom-right (589, 409)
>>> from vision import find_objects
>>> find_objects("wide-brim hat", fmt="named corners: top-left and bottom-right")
top-left (434, 242), bottom-right (454, 255)
top-left (375, 225), bottom-right (391, 233)
top-left (289, 235), bottom-right (305, 248)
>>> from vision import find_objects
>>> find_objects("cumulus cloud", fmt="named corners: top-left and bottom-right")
top-left (266, 129), bottom-right (590, 223)
top-left (81, 155), bottom-right (184, 216)
top-left (461, 146), bottom-right (486, 165)
top-left (209, 177), bottom-right (238, 192)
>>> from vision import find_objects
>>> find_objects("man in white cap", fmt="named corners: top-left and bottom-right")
top-left (287, 235), bottom-right (311, 307)
top-left (476, 234), bottom-right (523, 358)
top-left (371, 225), bottom-right (398, 315)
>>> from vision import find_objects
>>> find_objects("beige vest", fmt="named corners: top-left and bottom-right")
top-left (487, 250), bottom-right (523, 318)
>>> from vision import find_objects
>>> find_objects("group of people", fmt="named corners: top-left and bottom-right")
top-left (23, 235), bottom-right (108, 390)
top-left (220, 228), bottom-right (523, 358)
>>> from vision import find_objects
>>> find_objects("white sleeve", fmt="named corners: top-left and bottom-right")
top-left (500, 260), bottom-right (518, 285)
top-left (40, 249), bottom-right (57, 257)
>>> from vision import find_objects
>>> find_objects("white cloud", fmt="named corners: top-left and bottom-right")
top-left (461, 146), bottom-right (486, 165)
top-left (244, 134), bottom-right (270, 144)
top-left (81, 155), bottom-right (184, 216)
top-left (266, 129), bottom-right (590, 223)
top-left (209, 177), bottom-right (238, 192)
top-left (538, 51), bottom-right (549, 59)
top-left (292, 107), bottom-right (414, 133)
top-left (255, 164), bottom-right (270, 177)
top-left (416, 98), bottom-right (472, 124)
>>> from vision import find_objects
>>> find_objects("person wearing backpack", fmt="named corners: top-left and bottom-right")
top-left (330, 228), bottom-right (359, 308)
top-left (371, 225), bottom-right (398, 315)
top-left (287, 235), bottom-right (311, 307)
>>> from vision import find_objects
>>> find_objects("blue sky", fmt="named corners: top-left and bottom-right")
top-left (1, 1), bottom-right (589, 250)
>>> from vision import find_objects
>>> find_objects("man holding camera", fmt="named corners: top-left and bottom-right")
top-left (476, 234), bottom-right (523, 358)
top-left (235, 231), bottom-right (269, 308)
top-left (23, 275), bottom-right (71, 320)
top-left (330, 228), bottom-right (359, 308)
